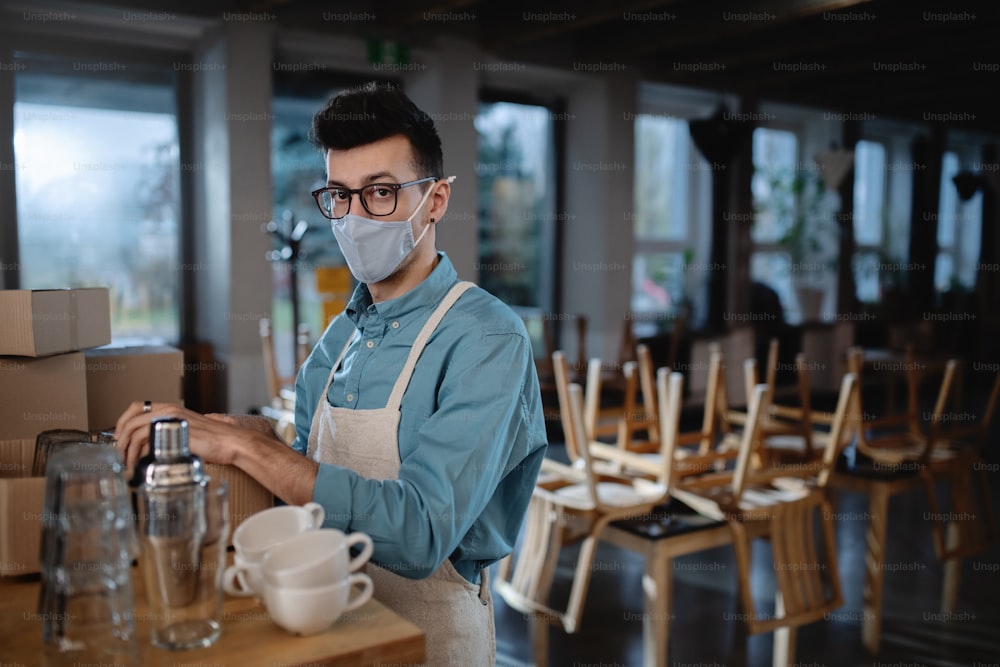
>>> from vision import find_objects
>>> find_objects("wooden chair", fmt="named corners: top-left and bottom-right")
top-left (847, 348), bottom-right (997, 562)
top-left (583, 343), bottom-right (660, 448)
top-left (930, 369), bottom-right (1000, 561)
top-left (494, 381), bottom-right (669, 648)
top-left (743, 343), bottom-right (836, 465)
top-left (668, 372), bottom-right (859, 662)
top-left (830, 348), bottom-right (989, 651)
top-left (588, 347), bottom-right (743, 483)
top-left (260, 317), bottom-right (310, 410)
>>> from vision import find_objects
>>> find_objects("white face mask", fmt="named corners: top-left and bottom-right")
top-left (331, 179), bottom-right (445, 285)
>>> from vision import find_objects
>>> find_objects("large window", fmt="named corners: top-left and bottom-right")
top-left (475, 100), bottom-right (556, 311)
top-left (270, 85), bottom-right (341, 379)
top-left (750, 126), bottom-right (838, 323)
top-left (936, 151), bottom-right (982, 292)
top-left (13, 61), bottom-right (180, 343)
top-left (631, 113), bottom-right (711, 333)
top-left (750, 127), bottom-right (800, 322)
top-left (852, 140), bottom-right (887, 302)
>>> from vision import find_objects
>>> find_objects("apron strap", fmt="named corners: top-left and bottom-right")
top-left (386, 281), bottom-right (475, 411)
top-left (318, 331), bottom-right (356, 401)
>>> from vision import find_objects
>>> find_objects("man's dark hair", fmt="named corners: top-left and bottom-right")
top-left (311, 82), bottom-right (443, 179)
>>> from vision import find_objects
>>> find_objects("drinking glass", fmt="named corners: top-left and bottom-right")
top-left (32, 429), bottom-right (93, 477)
top-left (38, 444), bottom-right (138, 666)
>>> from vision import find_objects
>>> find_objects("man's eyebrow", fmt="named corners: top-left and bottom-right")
top-left (326, 171), bottom-right (397, 186)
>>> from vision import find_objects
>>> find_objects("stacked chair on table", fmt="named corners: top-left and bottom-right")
top-left (844, 347), bottom-right (999, 559)
top-left (667, 368), bottom-right (859, 665)
top-left (494, 351), bottom-right (673, 663)
top-left (740, 339), bottom-right (836, 467)
top-left (496, 343), bottom-right (860, 666)
top-left (841, 348), bottom-right (998, 610)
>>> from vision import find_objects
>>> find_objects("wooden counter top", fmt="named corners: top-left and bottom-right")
top-left (0, 567), bottom-right (425, 666)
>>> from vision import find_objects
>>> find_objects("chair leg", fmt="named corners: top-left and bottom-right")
top-left (772, 591), bottom-right (797, 667)
top-left (728, 520), bottom-right (759, 629)
top-left (942, 522), bottom-right (962, 614)
top-left (563, 534), bottom-right (600, 634)
top-left (531, 612), bottom-right (549, 667)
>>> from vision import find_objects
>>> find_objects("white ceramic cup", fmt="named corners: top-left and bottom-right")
top-left (224, 528), bottom-right (373, 596)
top-left (263, 572), bottom-right (373, 636)
top-left (223, 553), bottom-right (263, 598)
top-left (224, 502), bottom-right (324, 596)
top-left (262, 529), bottom-right (373, 589)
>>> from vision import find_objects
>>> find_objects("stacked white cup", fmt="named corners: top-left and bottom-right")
top-left (223, 502), bottom-right (374, 636)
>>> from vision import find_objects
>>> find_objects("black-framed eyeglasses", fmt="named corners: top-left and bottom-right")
top-left (311, 177), bottom-right (439, 220)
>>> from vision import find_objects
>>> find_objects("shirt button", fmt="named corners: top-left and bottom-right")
top-left (391, 321), bottom-right (400, 329)
top-left (346, 393), bottom-right (354, 402)
top-left (366, 340), bottom-right (375, 349)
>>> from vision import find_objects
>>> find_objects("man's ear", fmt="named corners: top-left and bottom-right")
top-left (427, 180), bottom-right (450, 223)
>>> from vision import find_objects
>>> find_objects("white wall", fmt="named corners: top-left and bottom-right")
top-left (562, 74), bottom-right (638, 364)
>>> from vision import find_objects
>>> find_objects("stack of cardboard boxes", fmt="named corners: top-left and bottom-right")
top-left (0, 288), bottom-right (272, 575)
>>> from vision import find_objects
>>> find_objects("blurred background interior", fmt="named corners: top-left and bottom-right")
top-left (1, 1), bottom-right (999, 665)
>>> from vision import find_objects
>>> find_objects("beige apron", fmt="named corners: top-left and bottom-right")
top-left (306, 281), bottom-right (495, 666)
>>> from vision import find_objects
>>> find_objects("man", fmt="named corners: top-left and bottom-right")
top-left (116, 82), bottom-right (548, 665)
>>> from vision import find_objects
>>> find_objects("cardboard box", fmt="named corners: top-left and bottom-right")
top-left (0, 461), bottom-right (273, 576)
top-left (0, 475), bottom-right (45, 576)
top-left (84, 345), bottom-right (184, 430)
top-left (0, 288), bottom-right (111, 357)
top-left (0, 352), bottom-right (89, 440)
top-left (0, 440), bottom-right (33, 479)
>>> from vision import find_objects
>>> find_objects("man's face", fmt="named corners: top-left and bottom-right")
top-left (323, 134), bottom-right (428, 223)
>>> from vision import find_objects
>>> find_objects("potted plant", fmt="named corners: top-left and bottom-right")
top-left (782, 170), bottom-right (839, 320)
top-left (756, 167), bottom-right (838, 322)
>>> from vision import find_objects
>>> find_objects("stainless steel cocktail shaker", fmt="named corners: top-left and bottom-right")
top-left (132, 418), bottom-right (227, 650)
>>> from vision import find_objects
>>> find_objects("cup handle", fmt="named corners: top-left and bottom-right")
top-left (303, 501), bottom-right (325, 529)
top-left (223, 563), bottom-right (255, 597)
top-left (345, 532), bottom-right (374, 571)
top-left (344, 573), bottom-right (373, 612)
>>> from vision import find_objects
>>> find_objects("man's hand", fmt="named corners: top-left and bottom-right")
top-left (114, 401), bottom-right (317, 505)
top-left (115, 402), bottom-right (255, 469)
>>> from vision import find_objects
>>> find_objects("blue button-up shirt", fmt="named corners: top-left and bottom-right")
top-left (292, 253), bottom-right (547, 583)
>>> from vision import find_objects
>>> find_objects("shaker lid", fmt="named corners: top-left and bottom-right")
top-left (130, 417), bottom-right (207, 488)
top-left (152, 418), bottom-right (190, 460)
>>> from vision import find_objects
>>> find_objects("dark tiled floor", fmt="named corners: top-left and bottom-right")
top-left (492, 387), bottom-right (1000, 667)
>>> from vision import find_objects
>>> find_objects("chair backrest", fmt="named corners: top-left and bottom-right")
top-left (654, 367), bottom-right (685, 490)
top-left (636, 344), bottom-right (659, 442)
top-left (847, 346), bottom-right (960, 464)
top-left (610, 344), bottom-right (660, 450)
top-left (552, 350), bottom-right (580, 463)
top-left (815, 372), bottom-right (858, 488)
top-left (730, 383), bottom-right (772, 502)
top-left (971, 370), bottom-right (1000, 449)
top-left (565, 382), bottom-right (602, 509)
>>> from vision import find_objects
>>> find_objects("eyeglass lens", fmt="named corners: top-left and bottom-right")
top-left (318, 184), bottom-right (397, 219)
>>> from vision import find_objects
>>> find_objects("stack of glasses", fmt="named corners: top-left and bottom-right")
top-left (38, 443), bottom-right (139, 666)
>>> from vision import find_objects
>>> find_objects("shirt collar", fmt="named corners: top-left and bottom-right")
top-left (345, 252), bottom-right (458, 328)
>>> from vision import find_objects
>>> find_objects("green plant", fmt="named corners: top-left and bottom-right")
top-left (756, 167), bottom-right (839, 287)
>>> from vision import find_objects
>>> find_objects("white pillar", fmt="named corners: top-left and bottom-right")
top-left (405, 38), bottom-right (480, 283)
top-left (191, 21), bottom-right (274, 413)
top-left (563, 74), bottom-right (638, 364)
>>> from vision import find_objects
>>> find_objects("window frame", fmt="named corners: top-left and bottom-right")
top-left (630, 83), bottom-right (721, 332)
top-left (477, 86), bottom-right (566, 316)
top-left (4, 43), bottom-right (195, 345)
